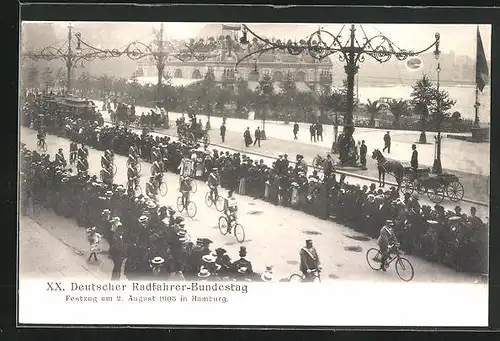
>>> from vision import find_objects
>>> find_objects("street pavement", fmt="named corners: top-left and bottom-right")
top-left (95, 101), bottom-right (490, 204)
top-left (95, 100), bottom-right (490, 176)
top-left (20, 126), bottom-right (487, 284)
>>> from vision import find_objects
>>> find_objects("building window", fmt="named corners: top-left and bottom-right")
top-left (174, 69), bottom-right (183, 78)
top-left (295, 71), bottom-right (307, 82)
top-left (273, 70), bottom-right (284, 82)
top-left (224, 69), bottom-right (235, 78)
top-left (192, 69), bottom-right (202, 79)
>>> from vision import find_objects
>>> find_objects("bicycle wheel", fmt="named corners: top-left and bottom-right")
top-left (234, 223), bottom-right (245, 243)
top-left (186, 201), bottom-right (197, 218)
top-left (218, 216), bottom-right (229, 235)
top-left (135, 185), bottom-right (142, 196)
top-left (176, 196), bottom-right (184, 212)
top-left (205, 192), bottom-right (213, 207)
top-left (395, 257), bottom-right (414, 282)
top-left (289, 274), bottom-right (303, 283)
top-left (190, 179), bottom-right (197, 193)
top-left (159, 182), bottom-right (168, 196)
top-left (136, 162), bottom-right (142, 173)
top-left (366, 248), bottom-right (383, 271)
top-left (215, 196), bottom-right (225, 212)
top-left (113, 164), bottom-right (117, 175)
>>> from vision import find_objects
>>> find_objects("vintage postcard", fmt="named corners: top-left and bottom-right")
top-left (18, 20), bottom-right (490, 326)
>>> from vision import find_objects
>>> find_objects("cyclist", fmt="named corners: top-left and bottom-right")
top-left (77, 155), bottom-right (89, 174)
top-left (299, 239), bottom-right (322, 282)
top-left (54, 148), bottom-right (67, 168)
top-left (145, 176), bottom-right (159, 202)
top-left (127, 163), bottom-right (140, 194)
top-left (69, 141), bottom-right (78, 164)
top-left (127, 152), bottom-right (139, 169)
top-left (179, 176), bottom-right (192, 209)
top-left (129, 144), bottom-right (139, 158)
top-left (151, 160), bottom-right (163, 186)
top-left (100, 164), bottom-right (114, 187)
top-left (207, 167), bottom-right (220, 203)
top-left (78, 144), bottom-right (89, 160)
top-left (225, 190), bottom-right (238, 233)
top-left (101, 150), bottom-right (113, 170)
top-left (377, 221), bottom-right (400, 271)
top-left (151, 146), bottom-right (161, 163)
top-left (37, 127), bottom-right (46, 150)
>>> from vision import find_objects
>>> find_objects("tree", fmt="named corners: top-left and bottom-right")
top-left (278, 71), bottom-right (298, 124)
top-left (42, 67), bottom-right (55, 90)
top-left (97, 74), bottom-right (113, 97)
top-left (388, 99), bottom-right (410, 126)
top-left (76, 72), bottom-right (92, 96)
top-left (365, 99), bottom-right (382, 127)
top-left (22, 66), bottom-right (39, 89)
top-left (235, 77), bottom-right (253, 117)
top-left (317, 84), bottom-right (332, 121)
top-left (428, 88), bottom-right (456, 130)
top-left (254, 74), bottom-right (274, 136)
top-left (214, 86), bottom-right (234, 118)
top-left (410, 75), bottom-right (435, 143)
top-left (295, 92), bottom-right (316, 123)
top-left (200, 69), bottom-right (217, 129)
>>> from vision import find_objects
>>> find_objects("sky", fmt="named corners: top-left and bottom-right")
top-left (31, 22), bottom-right (491, 60)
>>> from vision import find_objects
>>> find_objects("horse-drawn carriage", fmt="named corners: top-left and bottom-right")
top-left (177, 120), bottom-right (210, 145)
top-left (401, 167), bottom-right (465, 204)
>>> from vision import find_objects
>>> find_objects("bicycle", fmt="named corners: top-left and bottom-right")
top-left (218, 215), bottom-right (245, 243)
top-left (188, 177), bottom-right (197, 193)
top-left (176, 196), bottom-right (197, 218)
top-left (288, 269), bottom-right (322, 283)
top-left (366, 245), bottom-right (414, 282)
top-left (69, 151), bottom-right (77, 165)
top-left (128, 181), bottom-right (142, 196)
top-left (154, 179), bottom-right (168, 196)
top-left (205, 190), bottom-right (225, 212)
top-left (37, 139), bottom-right (47, 152)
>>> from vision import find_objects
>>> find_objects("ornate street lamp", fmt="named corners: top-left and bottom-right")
top-left (432, 50), bottom-right (443, 174)
top-left (235, 24), bottom-right (440, 166)
top-left (22, 22), bottom-right (218, 94)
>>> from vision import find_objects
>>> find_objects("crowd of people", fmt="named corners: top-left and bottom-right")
top-left (21, 94), bottom-right (489, 279)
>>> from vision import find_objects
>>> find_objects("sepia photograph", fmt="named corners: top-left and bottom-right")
top-left (18, 20), bottom-right (490, 326)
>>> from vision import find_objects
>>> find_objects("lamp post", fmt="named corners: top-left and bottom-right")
top-left (236, 24), bottom-right (440, 166)
top-left (22, 22), bottom-right (219, 94)
top-left (432, 56), bottom-right (443, 174)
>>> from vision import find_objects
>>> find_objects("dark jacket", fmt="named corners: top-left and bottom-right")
top-left (411, 149), bottom-right (418, 169)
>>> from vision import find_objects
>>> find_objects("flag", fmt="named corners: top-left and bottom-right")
top-left (476, 27), bottom-right (489, 92)
top-left (222, 24), bottom-right (241, 31)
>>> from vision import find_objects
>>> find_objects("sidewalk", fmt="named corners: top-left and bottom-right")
top-left (152, 124), bottom-right (489, 204)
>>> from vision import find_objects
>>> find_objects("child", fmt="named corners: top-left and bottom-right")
top-left (86, 226), bottom-right (102, 262)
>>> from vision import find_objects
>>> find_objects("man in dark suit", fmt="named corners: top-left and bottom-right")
top-left (360, 140), bottom-right (367, 170)
top-left (411, 144), bottom-right (418, 180)
top-left (220, 123), bottom-right (226, 143)
top-left (253, 126), bottom-right (261, 147)
top-left (383, 131), bottom-right (391, 153)
top-left (299, 239), bottom-right (321, 282)
top-left (232, 246), bottom-right (253, 275)
top-left (293, 122), bottom-right (299, 140)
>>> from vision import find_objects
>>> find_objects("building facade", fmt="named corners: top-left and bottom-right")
top-left (134, 43), bottom-right (333, 92)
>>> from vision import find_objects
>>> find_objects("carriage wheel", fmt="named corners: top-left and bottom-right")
top-left (234, 223), bottom-right (245, 243)
top-left (113, 164), bottom-right (117, 175)
top-left (190, 179), bottom-right (197, 193)
top-left (186, 201), bottom-right (197, 218)
top-left (205, 192), bottom-right (213, 207)
top-left (218, 216), bottom-right (229, 235)
top-left (415, 180), bottom-right (426, 194)
top-left (176, 196), bottom-right (184, 212)
top-left (159, 182), bottom-right (168, 196)
top-left (401, 178), bottom-right (415, 195)
top-left (446, 181), bottom-right (464, 202)
top-left (312, 156), bottom-right (323, 169)
top-left (427, 185), bottom-right (445, 204)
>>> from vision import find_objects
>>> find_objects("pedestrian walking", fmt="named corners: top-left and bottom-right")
top-left (310, 124), bottom-right (316, 142)
top-left (316, 123), bottom-right (323, 142)
top-left (86, 226), bottom-right (102, 262)
top-left (243, 127), bottom-right (253, 147)
top-left (220, 123), bottom-right (226, 143)
top-left (253, 126), bottom-right (261, 147)
top-left (383, 131), bottom-right (391, 153)
top-left (360, 140), bottom-right (367, 170)
top-left (293, 122), bottom-right (299, 140)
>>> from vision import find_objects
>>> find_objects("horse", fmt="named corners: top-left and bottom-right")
top-left (371, 149), bottom-right (404, 191)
